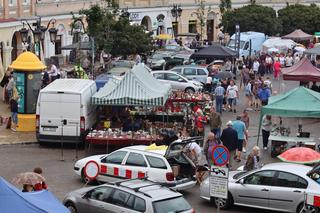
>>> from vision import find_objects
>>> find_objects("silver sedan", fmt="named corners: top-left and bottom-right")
top-left (200, 163), bottom-right (320, 213)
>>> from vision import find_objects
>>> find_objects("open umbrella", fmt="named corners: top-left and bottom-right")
top-left (214, 71), bottom-right (235, 80)
top-left (278, 147), bottom-right (320, 164)
top-left (12, 172), bottom-right (45, 185)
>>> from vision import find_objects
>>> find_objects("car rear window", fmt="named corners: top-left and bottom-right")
top-left (146, 156), bottom-right (167, 169)
top-left (153, 196), bottom-right (191, 213)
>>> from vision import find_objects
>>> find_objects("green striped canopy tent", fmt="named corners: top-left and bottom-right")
top-left (91, 64), bottom-right (171, 106)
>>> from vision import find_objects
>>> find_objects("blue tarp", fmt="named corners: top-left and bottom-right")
top-left (0, 177), bottom-right (69, 213)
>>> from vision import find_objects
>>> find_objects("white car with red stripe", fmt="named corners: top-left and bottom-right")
top-left (74, 141), bottom-right (197, 190)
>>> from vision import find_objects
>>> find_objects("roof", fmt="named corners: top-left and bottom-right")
top-left (124, 145), bottom-right (166, 156)
top-left (231, 31), bottom-right (265, 39)
top-left (0, 177), bottom-right (69, 213)
top-left (261, 86), bottom-right (320, 118)
top-left (41, 79), bottom-right (95, 94)
top-left (9, 52), bottom-right (46, 71)
top-left (91, 64), bottom-right (171, 106)
top-left (120, 180), bottom-right (181, 201)
top-left (262, 162), bottom-right (312, 176)
top-left (282, 29), bottom-right (313, 41)
top-left (282, 58), bottom-right (320, 82)
top-left (190, 44), bottom-right (237, 60)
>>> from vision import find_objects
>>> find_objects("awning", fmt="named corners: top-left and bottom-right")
top-left (91, 64), bottom-right (171, 106)
top-left (61, 42), bottom-right (92, 50)
top-left (282, 29), bottom-right (313, 42)
top-left (282, 58), bottom-right (320, 82)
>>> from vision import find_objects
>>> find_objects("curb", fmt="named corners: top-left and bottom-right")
top-left (0, 141), bottom-right (38, 146)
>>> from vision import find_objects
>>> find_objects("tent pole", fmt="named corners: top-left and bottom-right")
top-left (256, 112), bottom-right (263, 146)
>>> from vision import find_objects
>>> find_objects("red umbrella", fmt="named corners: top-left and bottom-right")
top-left (278, 147), bottom-right (320, 164)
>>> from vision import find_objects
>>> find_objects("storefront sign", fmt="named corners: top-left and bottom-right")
top-left (14, 72), bottom-right (25, 113)
top-left (209, 166), bottom-right (229, 199)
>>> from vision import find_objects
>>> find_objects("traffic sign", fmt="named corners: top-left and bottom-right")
top-left (211, 145), bottom-right (230, 167)
top-left (83, 160), bottom-right (99, 181)
top-left (209, 166), bottom-right (229, 199)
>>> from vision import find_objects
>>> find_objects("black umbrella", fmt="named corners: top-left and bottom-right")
top-left (214, 71), bottom-right (235, 80)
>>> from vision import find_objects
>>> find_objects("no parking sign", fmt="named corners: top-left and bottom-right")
top-left (211, 145), bottom-right (230, 167)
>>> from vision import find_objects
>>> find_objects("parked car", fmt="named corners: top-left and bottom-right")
top-left (63, 179), bottom-right (194, 213)
top-left (74, 140), bottom-right (198, 190)
top-left (170, 65), bottom-right (208, 83)
top-left (151, 71), bottom-right (203, 93)
top-left (148, 51), bottom-right (174, 70)
top-left (36, 79), bottom-right (97, 144)
top-left (200, 163), bottom-right (320, 213)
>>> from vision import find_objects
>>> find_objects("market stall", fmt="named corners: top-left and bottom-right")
top-left (282, 58), bottom-right (320, 82)
top-left (190, 44), bottom-right (237, 62)
top-left (258, 87), bottom-right (320, 157)
top-left (282, 29), bottom-right (313, 42)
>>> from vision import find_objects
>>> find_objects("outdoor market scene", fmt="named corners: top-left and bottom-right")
top-left (1, 1), bottom-right (320, 213)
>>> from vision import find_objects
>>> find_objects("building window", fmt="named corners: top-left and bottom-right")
top-left (172, 22), bottom-right (178, 36)
top-left (189, 20), bottom-right (197, 33)
top-left (23, 0), bottom-right (29, 5)
top-left (9, 0), bottom-right (17, 6)
top-left (55, 35), bottom-right (62, 55)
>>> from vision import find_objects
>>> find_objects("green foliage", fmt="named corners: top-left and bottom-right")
top-left (278, 4), bottom-right (320, 35)
top-left (220, 4), bottom-right (280, 36)
top-left (219, 0), bottom-right (231, 14)
top-left (194, 0), bottom-right (212, 40)
top-left (79, 3), bottom-right (152, 57)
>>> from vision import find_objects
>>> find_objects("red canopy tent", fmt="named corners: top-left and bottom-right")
top-left (282, 58), bottom-right (320, 82)
top-left (282, 29), bottom-right (313, 42)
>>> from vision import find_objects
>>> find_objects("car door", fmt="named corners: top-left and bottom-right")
top-left (77, 186), bottom-right (114, 213)
top-left (197, 68), bottom-right (208, 83)
top-left (99, 151), bottom-right (128, 182)
top-left (183, 68), bottom-right (197, 81)
top-left (234, 170), bottom-right (276, 209)
top-left (124, 152), bottom-right (149, 179)
top-left (108, 189), bottom-right (133, 213)
top-left (269, 171), bottom-right (307, 212)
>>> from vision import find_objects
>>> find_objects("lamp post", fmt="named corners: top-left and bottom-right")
top-left (19, 17), bottom-right (58, 59)
top-left (171, 4), bottom-right (182, 36)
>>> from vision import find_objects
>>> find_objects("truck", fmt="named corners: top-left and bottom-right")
top-left (36, 79), bottom-right (97, 144)
top-left (227, 31), bottom-right (266, 58)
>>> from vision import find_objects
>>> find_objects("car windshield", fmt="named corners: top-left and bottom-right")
top-left (153, 196), bottom-right (191, 213)
top-left (152, 54), bottom-right (166, 60)
top-left (165, 45), bottom-right (180, 51)
top-left (227, 39), bottom-right (245, 49)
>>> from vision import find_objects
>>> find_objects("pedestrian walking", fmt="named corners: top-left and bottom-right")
top-left (10, 95), bottom-right (19, 132)
top-left (264, 76), bottom-right (273, 94)
top-left (258, 84), bottom-right (271, 106)
top-left (209, 106), bottom-right (222, 139)
top-left (220, 121), bottom-right (238, 169)
top-left (262, 115), bottom-right (272, 150)
top-left (47, 62), bottom-right (59, 81)
top-left (258, 61), bottom-right (266, 77)
top-left (33, 167), bottom-right (48, 191)
top-left (203, 132), bottom-right (220, 165)
top-left (214, 82), bottom-right (225, 114)
top-left (232, 116), bottom-right (248, 162)
top-left (6, 75), bottom-right (14, 102)
top-left (252, 58), bottom-right (260, 76)
top-left (194, 109), bottom-right (206, 137)
top-left (244, 81), bottom-right (253, 110)
top-left (240, 65), bottom-right (250, 89)
top-left (273, 59), bottom-right (281, 80)
top-left (244, 146), bottom-right (261, 171)
top-left (265, 55), bottom-right (273, 74)
top-left (241, 110), bottom-right (250, 153)
top-left (226, 80), bottom-right (238, 113)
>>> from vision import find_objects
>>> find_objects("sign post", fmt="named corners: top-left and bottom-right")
top-left (210, 145), bottom-right (230, 213)
top-left (83, 160), bottom-right (99, 185)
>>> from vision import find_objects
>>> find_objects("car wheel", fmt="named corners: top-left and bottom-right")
top-left (185, 87), bottom-right (195, 93)
top-left (80, 169), bottom-right (90, 183)
top-left (297, 203), bottom-right (319, 213)
top-left (213, 193), bottom-right (233, 210)
top-left (65, 202), bottom-right (77, 213)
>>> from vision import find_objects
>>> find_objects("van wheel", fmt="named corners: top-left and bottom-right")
top-left (297, 203), bottom-right (319, 213)
top-left (185, 87), bottom-right (195, 93)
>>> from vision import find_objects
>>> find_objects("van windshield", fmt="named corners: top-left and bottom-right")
top-left (227, 39), bottom-right (245, 49)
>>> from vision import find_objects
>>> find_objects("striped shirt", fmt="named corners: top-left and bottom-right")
top-left (214, 86), bottom-right (225, 96)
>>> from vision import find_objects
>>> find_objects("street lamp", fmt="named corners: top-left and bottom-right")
top-left (19, 17), bottom-right (58, 45)
top-left (171, 4), bottom-right (182, 36)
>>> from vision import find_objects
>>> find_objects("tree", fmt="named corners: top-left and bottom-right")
top-left (79, 2), bottom-right (152, 57)
top-left (278, 4), bottom-right (320, 35)
top-left (219, 0), bottom-right (231, 14)
top-left (194, 0), bottom-right (212, 41)
top-left (220, 4), bottom-right (280, 36)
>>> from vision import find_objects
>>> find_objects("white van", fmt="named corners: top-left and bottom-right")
top-left (227, 31), bottom-right (266, 58)
top-left (36, 79), bottom-right (97, 144)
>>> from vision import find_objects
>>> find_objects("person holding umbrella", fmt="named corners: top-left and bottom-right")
top-left (12, 171), bottom-right (46, 192)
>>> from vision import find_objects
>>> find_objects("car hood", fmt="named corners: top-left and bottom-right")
top-left (75, 154), bottom-right (107, 167)
top-left (151, 59), bottom-right (165, 64)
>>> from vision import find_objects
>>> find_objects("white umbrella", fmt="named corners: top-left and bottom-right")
top-left (294, 46), bottom-right (306, 52)
top-left (267, 47), bottom-right (279, 53)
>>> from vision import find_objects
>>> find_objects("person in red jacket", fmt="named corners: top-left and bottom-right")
top-left (33, 167), bottom-right (48, 191)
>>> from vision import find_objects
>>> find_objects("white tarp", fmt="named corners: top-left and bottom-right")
top-left (262, 37), bottom-right (296, 53)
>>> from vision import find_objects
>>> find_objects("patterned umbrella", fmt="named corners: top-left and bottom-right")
top-left (278, 147), bottom-right (320, 164)
top-left (12, 172), bottom-right (45, 185)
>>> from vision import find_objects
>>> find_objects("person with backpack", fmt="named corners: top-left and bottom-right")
top-left (258, 84), bottom-right (271, 106)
